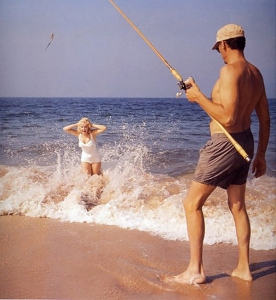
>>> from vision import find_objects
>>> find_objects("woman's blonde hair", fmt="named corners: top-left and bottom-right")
top-left (77, 117), bottom-right (93, 134)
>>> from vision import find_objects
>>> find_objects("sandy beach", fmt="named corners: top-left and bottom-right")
top-left (0, 215), bottom-right (275, 300)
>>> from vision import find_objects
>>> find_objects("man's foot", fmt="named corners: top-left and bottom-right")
top-left (231, 268), bottom-right (253, 281)
top-left (162, 271), bottom-right (206, 286)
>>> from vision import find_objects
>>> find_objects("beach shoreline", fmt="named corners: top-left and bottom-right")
top-left (0, 215), bottom-right (275, 299)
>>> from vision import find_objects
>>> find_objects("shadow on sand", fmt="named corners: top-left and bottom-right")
top-left (206, 260), bottom-right (276, 283)
top-left (250, 260), bottom-right (276, 280)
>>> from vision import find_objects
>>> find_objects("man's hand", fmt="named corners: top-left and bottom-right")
top-left (185, 78), bottom-right (201, 103)
top-left (252, 155), bottom-right (266, 178)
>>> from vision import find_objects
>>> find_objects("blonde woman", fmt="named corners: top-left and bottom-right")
top-left (63, 118), bottom-right (107, 176)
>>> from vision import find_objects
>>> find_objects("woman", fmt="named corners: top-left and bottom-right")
top-left (63, 118), bottom-right (107, 176)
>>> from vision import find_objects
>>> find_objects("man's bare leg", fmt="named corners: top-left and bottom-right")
top-left (227, 184), bottom-right (253, 281)
top-left (164, 181), bottom-right (216, 285)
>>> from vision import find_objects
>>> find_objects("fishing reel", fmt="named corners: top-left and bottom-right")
top-left (176, 77), bottom-right (194, 98)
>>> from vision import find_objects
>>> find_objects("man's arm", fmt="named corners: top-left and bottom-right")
top-left (252, 87), bottom-right (270, 178)
top-left (185, 65), bottom-right (239, 128)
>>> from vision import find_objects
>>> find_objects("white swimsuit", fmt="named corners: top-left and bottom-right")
top-left (79, 134), bottom-right (101, 163)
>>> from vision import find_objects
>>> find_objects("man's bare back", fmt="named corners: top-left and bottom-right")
top-left (210, 60), bottom-right (266, 134)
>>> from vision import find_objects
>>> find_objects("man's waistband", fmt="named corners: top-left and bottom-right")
top-left (211, 127), bottom-right (252, 140)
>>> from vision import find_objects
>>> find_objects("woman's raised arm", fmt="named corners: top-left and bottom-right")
top-left (92, 124), bottom-right (107, 135)
top-left (63, 123), bottom-right (79, 137)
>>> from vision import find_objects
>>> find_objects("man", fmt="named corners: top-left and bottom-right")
top-left (165, 24), bottom-right (270, 285)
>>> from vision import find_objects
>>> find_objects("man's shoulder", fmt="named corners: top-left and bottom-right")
top-left (221, 60), bottom-right (261, 78)
top-left (219, 63), bottom-right (240, 79)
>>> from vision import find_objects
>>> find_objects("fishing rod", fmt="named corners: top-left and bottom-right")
top-left (109, 0), bottom-right (251, 162)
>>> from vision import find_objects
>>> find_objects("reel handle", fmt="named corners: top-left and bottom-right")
top-left (176, 77), bottom-right (194, 97)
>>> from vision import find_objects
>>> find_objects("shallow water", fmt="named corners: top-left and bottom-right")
top-left (0, 98), bottom-right (275, 250)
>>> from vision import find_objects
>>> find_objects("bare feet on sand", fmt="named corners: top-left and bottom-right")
top-left (230, 268), bottom-right (253, 281)
top-left (162, 271), bottom-right (206, 286)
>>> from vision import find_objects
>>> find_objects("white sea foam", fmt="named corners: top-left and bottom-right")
top-left (0, 143), bottom-right (275, 250)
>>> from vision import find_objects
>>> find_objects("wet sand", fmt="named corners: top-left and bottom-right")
top-left (0, 215), bottom-right (275, 300)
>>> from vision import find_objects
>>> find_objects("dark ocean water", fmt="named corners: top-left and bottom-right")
top-left (0, 97), bottom-right (275, 249)
top-left (0, 97), bottom-right (275, 176)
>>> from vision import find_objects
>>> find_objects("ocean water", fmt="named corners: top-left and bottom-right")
top-left (0, 97), bottom-right (275, 250)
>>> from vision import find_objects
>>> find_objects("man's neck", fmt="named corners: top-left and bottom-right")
top-left (225, 50), bottom-right (246, 65)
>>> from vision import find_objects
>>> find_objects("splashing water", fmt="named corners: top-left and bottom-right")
top-left (0, 128), bottom-right (275, 250)
top-left (0, 98), bottom-right (275, 250)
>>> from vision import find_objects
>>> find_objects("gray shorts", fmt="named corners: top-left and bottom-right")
top-left (194, 128), bottom-right (254, 189)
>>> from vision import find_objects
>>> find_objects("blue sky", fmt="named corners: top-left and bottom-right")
top-left (0, 0), bottom-right (275, 98)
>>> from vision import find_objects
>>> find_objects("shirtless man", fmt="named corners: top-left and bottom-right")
top-left (165, 24), bottom-right (270, 285)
